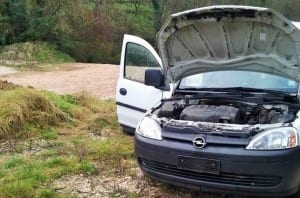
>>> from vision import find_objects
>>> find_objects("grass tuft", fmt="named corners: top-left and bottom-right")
top-left (3, 157), bottom-right (25, 169)
top-left (40, 128), bottom-right (58, 140)
top-left (0, 87), bottom-right (65, 142)
top-left (37, 188), bottom-right (60, 198)
top-left (1, 180), bottom-right (35, 198)
top-left (80, 160), bottom-right (98, 175)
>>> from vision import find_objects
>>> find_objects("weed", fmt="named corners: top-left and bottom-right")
top-left (15, 163), bottom-right (46, 182)
top-left (129, 192), bottom-right (139, 198)
top-left (0, 180), bottom-right (35, 198)
top-left (3, 157), bottom-right (25, 169)
top-left (80, 160), bottom-right (97, 175)
top-left (73, 138), bottom-right (88, 162)
top-left (44, 93), bottom-right (76, 113)
top-left (89, 116), bottom-right (111, 136)
top-left (85, 135), bottom-right (134, 176)
top-left (37, 188), bottom-right (60, 198)
top-left (40, 128), bottom-right (58, 140)
top-left (46, 158), bottom-right (66, 167)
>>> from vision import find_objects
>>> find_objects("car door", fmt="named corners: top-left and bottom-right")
top-left (116, 34), bottom-right (164, 133)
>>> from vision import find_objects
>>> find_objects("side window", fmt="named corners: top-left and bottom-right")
top-left (125, 43), bottom-right (161, 83)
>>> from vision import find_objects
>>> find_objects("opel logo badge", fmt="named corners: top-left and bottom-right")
top-left (193, 137), bottom-right (206, 149)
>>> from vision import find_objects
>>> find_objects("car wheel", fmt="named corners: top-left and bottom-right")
top-left (121, 126), bottom-right (135, 136)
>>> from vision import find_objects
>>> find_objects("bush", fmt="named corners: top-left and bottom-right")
top-left (0, 41), bottom-right (74, 67)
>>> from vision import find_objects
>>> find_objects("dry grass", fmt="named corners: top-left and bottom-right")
top-left (0, 87), bottom-right (65, 145)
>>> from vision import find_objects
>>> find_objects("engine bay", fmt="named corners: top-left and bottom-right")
top-left (155, 97), bottom-right (297, 125)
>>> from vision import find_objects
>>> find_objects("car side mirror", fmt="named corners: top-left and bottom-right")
top-left (145, 68), bottom-right (164, 88)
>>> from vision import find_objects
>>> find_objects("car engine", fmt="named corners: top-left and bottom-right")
top-left (156, 98), bottom-right (296, 125)
top-left (180, 105), bottom-right (240, 123)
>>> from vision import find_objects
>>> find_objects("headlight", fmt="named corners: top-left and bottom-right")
top-left (136, 117), bottom-right (162, 140)
top-left (246, 127), bottom-right (298, 150)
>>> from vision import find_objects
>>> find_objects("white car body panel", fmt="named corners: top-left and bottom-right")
top-left (116, 34), bottom-right (166, 130)
top-left (157, 5), bottom-right (300, 82)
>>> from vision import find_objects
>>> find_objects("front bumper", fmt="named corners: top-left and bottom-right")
top-left (135, 134), bottom-right (300, 197)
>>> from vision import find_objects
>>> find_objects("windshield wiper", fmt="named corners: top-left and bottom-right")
top-left (220, 87), bottom-right (294, 97)
top-left (177, 87), bottom-right (255, 97)
top-left (178, 87), bottom-right (293, 97)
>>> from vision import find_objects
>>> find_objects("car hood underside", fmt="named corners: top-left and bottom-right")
top-left (157, 5), bottom-right (300, 82)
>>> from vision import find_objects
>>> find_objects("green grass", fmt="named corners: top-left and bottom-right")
top-left (44, 94), bottom-right (77, 112)
top-left (40, 128), bottom-right (58, 140)
top-left (0, 81), bottom-right (135, 197)
top-left (79, 160), bottom-right (98, 175)
top-left (0, 156), bottom-right (82, 197)
top-left (33, 43), bottom-right (74, 64)
top-left (0, 133), bottom-right (130, 197)
top-left (3, 157), bottom-right (26, 169)
top-left (0, 136), bottom-right (134, 197)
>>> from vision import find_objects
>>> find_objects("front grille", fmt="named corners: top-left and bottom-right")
top-left (140, 158), bottom-right (282, 187)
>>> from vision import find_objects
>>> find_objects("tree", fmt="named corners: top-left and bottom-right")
top-left (151, 0), bottom-right (163, 31)
top-left (133, 0), bottom-right (141, 16)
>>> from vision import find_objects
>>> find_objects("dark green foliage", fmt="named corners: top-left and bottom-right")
top-left (0, 0), bottom-right (300, 64)
top-left (151, 0), bottom-right (164, 31)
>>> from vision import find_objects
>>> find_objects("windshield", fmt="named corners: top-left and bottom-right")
top-left (179, 70), bottom-right (299, 93)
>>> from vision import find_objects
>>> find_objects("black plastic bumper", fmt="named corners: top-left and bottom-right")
top-left (135, 134), bottom-right (300, 197)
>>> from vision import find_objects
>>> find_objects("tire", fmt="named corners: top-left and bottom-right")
top-left (121, 126), bottom-right (135, 136)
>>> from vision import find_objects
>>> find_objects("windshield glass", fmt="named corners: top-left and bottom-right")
top-left (179, 70), bottom-right (299, 93)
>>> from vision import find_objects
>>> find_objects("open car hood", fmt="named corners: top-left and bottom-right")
top-left (157, 6), bottom-right (300, 82)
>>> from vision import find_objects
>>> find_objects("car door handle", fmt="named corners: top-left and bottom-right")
top-left (119, 88), bottom-right (127, 96)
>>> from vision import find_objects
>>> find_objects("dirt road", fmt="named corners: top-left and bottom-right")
top-left (0, 63), bottom-right (119, 99)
